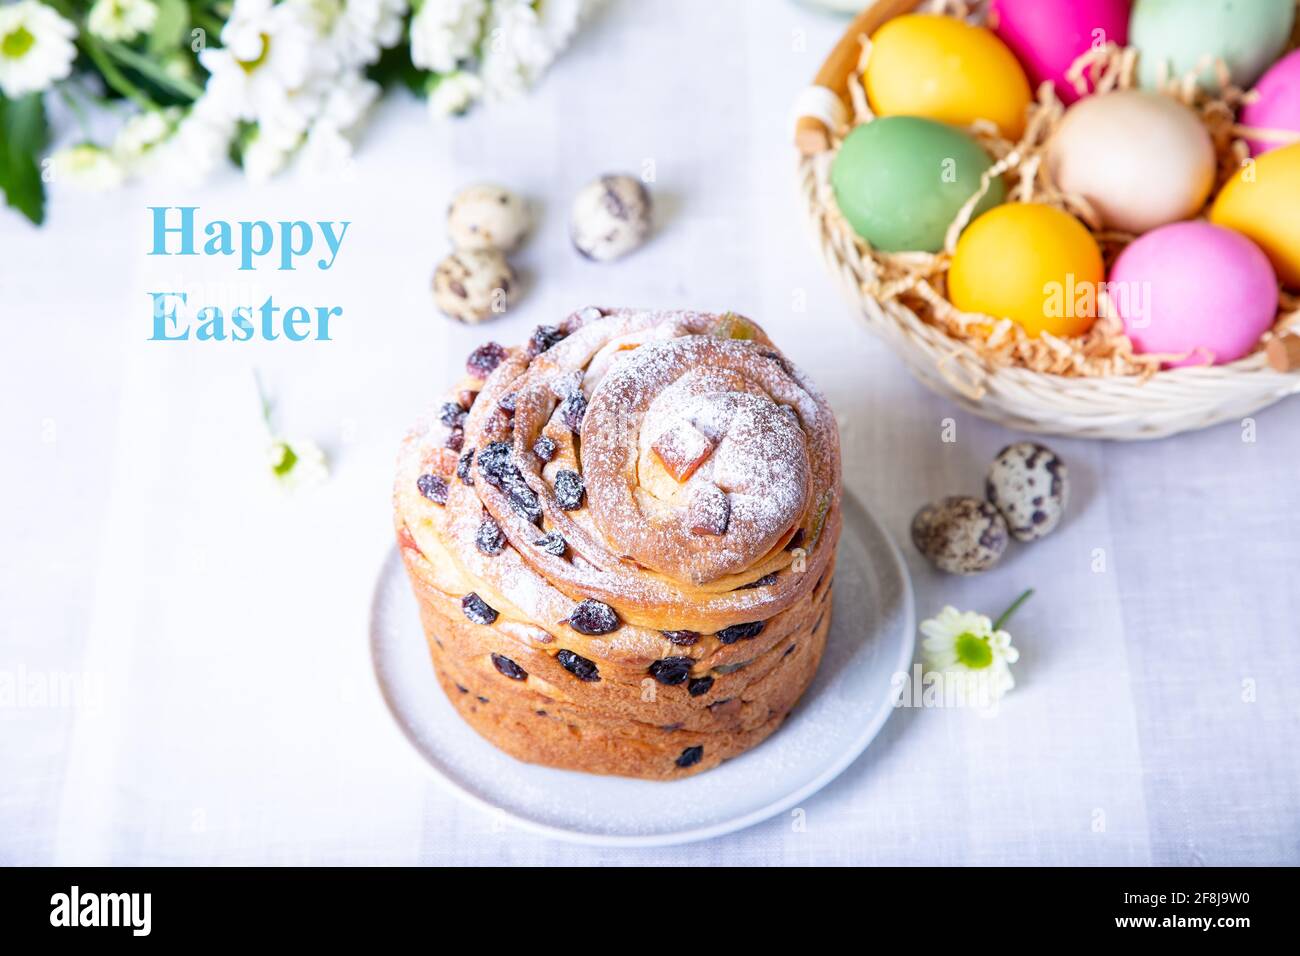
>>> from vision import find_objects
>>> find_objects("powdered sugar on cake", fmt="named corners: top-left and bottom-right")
top-left (397, 307), bottom-right (842, 640)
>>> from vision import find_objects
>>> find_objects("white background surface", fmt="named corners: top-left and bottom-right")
top-left (2, 0), bottom-right (1298, 866)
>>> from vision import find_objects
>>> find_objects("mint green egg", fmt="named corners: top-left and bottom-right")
top-left (1132, 0), bottom-right (1296, 92)
top-left (830, 117), bottom-right (1005, 254)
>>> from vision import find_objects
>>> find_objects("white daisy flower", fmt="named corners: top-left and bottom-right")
top-left (478, 0), bottom-right (593, 102)
top-left (513, 0), bottom-right (585, 69)
top-left (372, 0), bottom-right (407, 48)
top-left (428, 69), bottom-right (482, 117)
top-left (290, 0), bottom-right (407, 70)
top-left (186, 0), bottom-right (395, 184)
top-left (111, 107), bottom-right (180, 166)
top-left (298, 120), bottom-right (355, 180)
top-left (241, 127), bottom-right (297, 183)
top-left (268, 437), bottom-right (329, 491)
top-left (535, 0), bottom-right (587, 52)
top-left (410, 0), bottom-right (486, 74)
top-left (293, 69), bottom-right (377, 179)
top-left (149, 94), bottom-right (237, 184)
top-left (921, 604), bottom-right (1022, 703)
top-left (198, 0), bottom-right (315, 123)
top-left (86, 0), bottom-right (158, 43)
top-left (477, 0), bottom-right (535, 100)
top-left (0, 0), bottom-right (76, 99)
top-left (315, 68), bottom-right (380, 132)
top-left (253, 84), bottom-right (321, 152)
top-left (48, 143), bottom-right (125, 190)
top-left (256, 372), bottom-right (329, 493)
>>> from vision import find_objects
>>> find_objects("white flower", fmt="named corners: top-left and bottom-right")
top-left (372, 0), bottom-right (407, 48)
top-left (298, 120), bottom-right (355, 179)
top-left (316, 68), bottom-right (380, 132)
top-left (0, 1), bottom-right (76, 99)
top-left (256, 371), bottom-right (330, 494)
top-left (160, 51), bottom-right (197, 84)
top-left (49, 143), bottom-right (124, 190)
top-left (148, 94), bottom-right (237, 184)
top-left (543, 0), bottom-right (588, 46)
top-left (410, 0), bottom-right (486, 74)
top-left (198, 0), bottom-right (316, 123)
top-left (242, 127), bottom-right (296, 183)
top-left (477, 0), bottom-right (590, 102)
top-left (86, 0), bottom-right (158, 43)
top-left (921, 606), bottom-right (1020, 702)
top-left (193, 0), bottom-right (391, 184)
top-left (257, 372), bottom-right (329, 493)
top-left (428, 70), bottom-right (482, 116)
top-left (523, 0), bottom-right (586, 65)
top-left (290, 0), bottom-right (407, 70)
top-left (290, 70), bottom-right (375, 180)
top-left (239, 68), bottom-right (375, 183)
top-left (111, 107), bottom-right (179, 165)
top-left (477, 0), bottom-right (535, 100)
top-left (268, 437), bottom-right (329, 491)
top-left (254, 84), bottom-right (321, 151)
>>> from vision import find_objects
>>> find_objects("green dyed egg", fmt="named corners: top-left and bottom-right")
top-left (1132, 0), bottom-right (1295, 92)
top-left (830, 117), bottom-right (1004, 254)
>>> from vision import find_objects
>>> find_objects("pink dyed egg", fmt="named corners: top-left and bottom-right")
top-left (1241, 49), bottom-right (1300, 156)
top-left (1110, 222), bottom-right (1278, 367)
top-left (990, 0), bottom-right (1131, 104)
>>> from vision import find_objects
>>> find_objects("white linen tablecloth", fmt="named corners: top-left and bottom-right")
top-left (2, 0), bottom-right (1298, 866)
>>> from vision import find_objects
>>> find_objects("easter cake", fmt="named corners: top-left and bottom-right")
top-left (393, 308), bottom-right (842, 779)
top-left (796, 0), bottom-right (1300, 439)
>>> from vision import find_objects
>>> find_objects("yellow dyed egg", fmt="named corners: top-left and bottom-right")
top-left (1210, 143), bottom-right (1300, 289)
top-left (949, 204), bottom-right (1104, 338)
top-left (866, 14), bottom-right (1032, 140)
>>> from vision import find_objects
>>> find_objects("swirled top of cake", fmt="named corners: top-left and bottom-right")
top-left (394, 306), bottom-right (842, 639)
top-left (583, 336), bottom-right (814, 582)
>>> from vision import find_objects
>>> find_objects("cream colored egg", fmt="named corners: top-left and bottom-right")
top-left (1046, 90), bottom-right (1215, 235)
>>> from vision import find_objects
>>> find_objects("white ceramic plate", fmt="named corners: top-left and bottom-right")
top-left (370, 491), bottom-right (915, 847)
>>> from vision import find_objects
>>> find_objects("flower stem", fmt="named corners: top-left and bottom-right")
top-left (56, 85), bottom-right (92, 140)
top-left (79, 36), bottom-right (153, 110)
top-left (993, 588), bottom-right (1034, 631)
top-left (253, 367), bottom-right (272, 428)
top-left (102, 41), bottom-right (205, 102)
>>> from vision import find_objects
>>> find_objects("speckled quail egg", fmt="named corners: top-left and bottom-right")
top-left (911, 496), bottom-right (1009, 575)
top-left (570, 174), bottom-right (653, 261)
top-left (447, 184), bottom-right (531, 253)
top-left (433, 249), bottom-right (518, 324)
top-left (986, 442), bottom-right (1069, 542)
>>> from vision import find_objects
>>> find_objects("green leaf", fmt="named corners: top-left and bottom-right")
top-left (149, 0), bottom-right (191, 57)
top-left (0, 92), bottom-right (50, 226)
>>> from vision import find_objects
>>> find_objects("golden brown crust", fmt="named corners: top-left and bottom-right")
top-left (420, 576), bottom-right (834, 779)
top-left (394, 308), bottom-right (843, 778)
top-left (403, 538), bottom-right (835, 730)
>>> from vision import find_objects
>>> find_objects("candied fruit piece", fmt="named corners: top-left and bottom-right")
top-left (651, 420), bottom-right (716, 483)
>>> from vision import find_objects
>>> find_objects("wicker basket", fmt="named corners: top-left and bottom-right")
top-left (795, 0), bottom-right (1300, 440)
